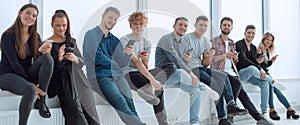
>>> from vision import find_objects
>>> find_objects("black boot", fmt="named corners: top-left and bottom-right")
top-left (287, 110), bottom-right (299, 119)
top-left (37, 96), bottom-right (51, 118)
top-left (269, 111), bottom-right (280, 120)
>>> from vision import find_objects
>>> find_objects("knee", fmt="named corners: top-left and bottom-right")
top-left (191, 88), bottom-right (201, 97)
top-left (24, 84), bottom-right (36, 98)
top-left (40, 54), bottom-right (54, 66)
top-left (161, 62), bottom-right (177, 76)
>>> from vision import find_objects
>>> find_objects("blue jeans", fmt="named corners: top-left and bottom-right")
top-left (269, 80), bottom-right (291, 109)
top-left (165, 69), bottom-right (202, 124)
top-left (192, 67), bottom-right (235, 118)
top-left (239, 66), bottom-right (270, 112)
top-left (96, 76), bottom-right (144, 125)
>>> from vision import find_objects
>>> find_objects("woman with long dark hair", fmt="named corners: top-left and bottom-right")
top-left (46, 9), bottom-right (99, 125)
top-left (0, 3), bottom-right (53, 125)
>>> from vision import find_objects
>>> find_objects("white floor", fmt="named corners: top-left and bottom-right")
top-left (234, 110), bottom-right (300, 125)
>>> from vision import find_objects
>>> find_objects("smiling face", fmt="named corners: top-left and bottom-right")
top-left (220, 20), bottom-right (233, 35)
top-left (263, 36), bottom-right (274, 48)
top-left (19, 7), bottom-right (38, 28)
top-left (194, 20), bottom-right (208, 36)
top-left (173, 19), bottom-right (188, 37)
top-left (244, 28), bottom-right (256, 42)
top-left (102, 11), bottom-right (119, 30)
top-left (51, 17), bottom-right (68, 37)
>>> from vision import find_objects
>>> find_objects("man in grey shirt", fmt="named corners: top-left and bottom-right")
top-left (181, 16), bottom-right (248, 125)
top-left (155, 17), bottom-right (219, 125)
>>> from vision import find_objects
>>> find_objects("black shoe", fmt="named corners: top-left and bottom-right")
top-left (269, 111), bottom-right (280, 120)
top-left (33, 99), bottom-right (40, 109)
top-left (38, 96), bottom-right (51, 118)
top-left (218, 119), bottom-right (232, 125)
top-left (227, 103), bottom-right (248, 116)
top-left (287, 110), bottom-right (299, 119)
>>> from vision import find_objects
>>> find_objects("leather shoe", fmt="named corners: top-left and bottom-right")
top-left (269, 111), bottom-right (280, 120)
top-left (37, 96), bottom-right (51, 118)
top-left (227, 103), bottom-right (248, 116)
top-left (287, 110), bottom-right (299, 119)
top-left (218, 119), bottom-right (232, 125)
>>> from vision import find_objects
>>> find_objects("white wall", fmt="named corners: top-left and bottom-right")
top-left (0, 0), bottom-right (299, 80)
top-left (0, 0), bottom-right (29, 36)
top-left (269, 0), bottom-right (300, 78)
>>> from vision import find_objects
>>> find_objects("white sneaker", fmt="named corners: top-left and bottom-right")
top-left (203, 85), bottom-right (220, 101)
top-left (257, 117), bottom-right (273, 125)
top-left (191, 122), bottom-right (199, 125)
top-left (272, 80), bottom-right (287, 90)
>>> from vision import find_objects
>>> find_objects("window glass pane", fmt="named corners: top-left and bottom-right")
top-left (145, 0), bottom-right (211, 69)
top-left (43, 0), bottom-right (136, 51)
top-left (221, 0), bottom-right (262, 45)
top-left (270, 0), bottom-right (300, 78)
top-left (0, 0), bottom-right (29, 36)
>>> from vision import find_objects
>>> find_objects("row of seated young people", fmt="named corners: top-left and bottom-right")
top-left (0, 4), bottom-right (298, 125)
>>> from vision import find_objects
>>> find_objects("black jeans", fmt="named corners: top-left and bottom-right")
top-left (227, 74), bottom-right (264, 121)
top-left (125, 62), bottom-right (176, 124)
top-left (0, 54), bottom-right (53, 125)
top-left (192, 67), bottom-right (237, 118)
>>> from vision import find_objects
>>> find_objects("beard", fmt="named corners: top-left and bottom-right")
top-left (221, 30), bottom-right (230, 35)
top-left (105, 24), bottom-right (114, 30)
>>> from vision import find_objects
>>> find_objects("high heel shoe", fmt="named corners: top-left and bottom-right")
top-left (35, 96), bottom-right (51, 118)
top-left (287, 110), bottom-right (299, 119)
top-left (269, 111), bottom-right (280, 120)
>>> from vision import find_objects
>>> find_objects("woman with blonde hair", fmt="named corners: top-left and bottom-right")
top-left (257, 32), bottom-right (299, 120)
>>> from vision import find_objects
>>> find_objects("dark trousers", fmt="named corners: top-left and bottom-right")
top-left (227, 74), bottom-right (263, 121)
top-left (125, 63), bottom-right (176, 124)
top-left (0, 54), bottom-right (53, 125)
top-left (57, 78), bottom-right (89, 125)
top-left (192, 67), bottom-right (238, 118)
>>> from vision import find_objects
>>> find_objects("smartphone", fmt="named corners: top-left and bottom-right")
top-left (126, 40), bottom-right (135, 47)
top-left (258, 54), bottom-right (266, 58)
top-left (186, 48), bottom-right (193, 54)
top-left (274, 54), bottom-right (279, 57)
top-left (65, 47), bottom-right (74, 53)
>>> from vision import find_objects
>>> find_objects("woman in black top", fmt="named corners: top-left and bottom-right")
top-left (0, 3), bottom-right (54, 125)
top-left (46, 10), bottom-right (99, 125)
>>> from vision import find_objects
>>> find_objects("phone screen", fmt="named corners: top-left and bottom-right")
top-left (126, 40), bottom-right (135, 47)
top-left (186, 48), bottom-right (193, 54)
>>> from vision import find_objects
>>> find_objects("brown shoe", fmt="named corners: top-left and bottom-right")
top-left (137, 84), bottom-right (160, 105)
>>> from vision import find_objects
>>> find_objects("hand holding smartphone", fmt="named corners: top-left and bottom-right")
top-left (186, 48), bottom-right (193, 55)
top-left (259, 54), bottom-right (266, 58)
top-left (39, 40), bottom-right (53, 54)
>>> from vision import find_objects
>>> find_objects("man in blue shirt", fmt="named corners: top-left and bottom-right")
top-left (83, 7), bottom-right (145, 125)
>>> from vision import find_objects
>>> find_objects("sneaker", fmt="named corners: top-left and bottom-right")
top-left (191, 122), bottom-right (199, 125)
top-left (218, 119), bottom-right (232, 125)
top-left (257, 117), bottom-right (274, 125)
top-left (227, 103), bottom-right (248, 116)
top-left (137, 84), bottom-right (160, 105)
top-left (204, 85), bottom-right (220, 101)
